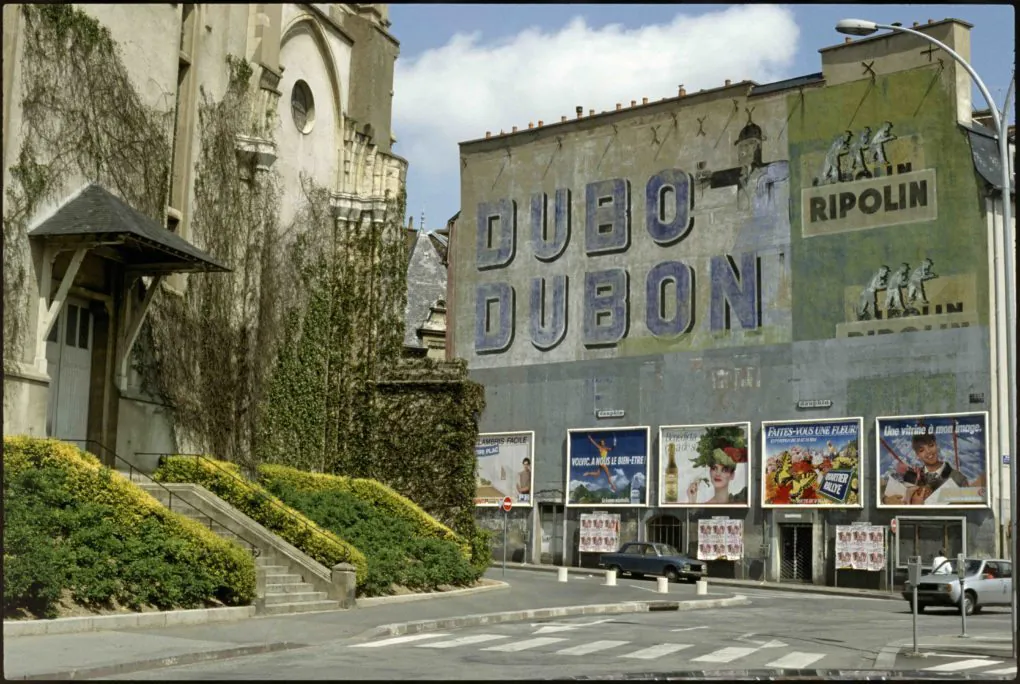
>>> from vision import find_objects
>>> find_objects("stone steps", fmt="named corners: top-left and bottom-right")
top-left (141, 484), bottom-right (343, 616)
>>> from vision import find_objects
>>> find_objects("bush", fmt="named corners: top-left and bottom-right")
top-left (256, 464), bottom-right (471, 558)
top-left (3, 437), bottom-right (256, 619)
top-left (469, 527), bottom-right (494, 577)
top-left (263, 484), bottom-right (481, 596)
top-left (153, 456), bottom-right (368, 587)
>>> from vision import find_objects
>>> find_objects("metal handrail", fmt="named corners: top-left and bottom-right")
top-left (62, 439), bottom-right (261, 559)
top-left (138, 451), bottom-right (349, 561)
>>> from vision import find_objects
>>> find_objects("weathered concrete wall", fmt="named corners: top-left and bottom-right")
top-left (456, 20), bottom-right (1001, 580)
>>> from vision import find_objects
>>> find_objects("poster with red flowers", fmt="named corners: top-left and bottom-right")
top-left (762, 418), bottom-right (863, 508)
top-left (659, 423), bottom-right (751, 507)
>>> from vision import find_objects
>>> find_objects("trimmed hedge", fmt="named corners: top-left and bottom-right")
top-left (257, 464), bottom-right (470, 558)
top-left (153, 456), bottom-right (368, 587)
top-left (3, 437), bottom-right (255, 619)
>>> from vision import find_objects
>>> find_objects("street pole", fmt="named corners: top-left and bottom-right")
top-left (957, 553), bottom-right (969, 638)
top-left (502, 509), bottom-right (508, 578)
top-left (837, 20), bottom-right (1016, 660)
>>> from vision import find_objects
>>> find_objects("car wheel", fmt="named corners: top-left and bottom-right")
top-left (664, 566), bottom-right (679, 582)
top-left (961, 590), bottom-right (976, 616)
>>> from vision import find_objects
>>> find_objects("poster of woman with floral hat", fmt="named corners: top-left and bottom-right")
top-left (659, 423), bottom-right (751, 507)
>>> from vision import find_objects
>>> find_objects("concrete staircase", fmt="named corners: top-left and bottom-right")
top-left (133, 478), bottom-right (345, 616)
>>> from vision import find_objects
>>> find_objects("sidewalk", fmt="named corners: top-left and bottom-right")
top-left (493, 561), bottom-right (901, 601)
top-left (876, 630), bottom-right (1017, 669)
top-left (3, 568), bottom-right (742, 680)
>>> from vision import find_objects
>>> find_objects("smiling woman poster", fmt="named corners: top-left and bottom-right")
top-left (659, 423), bottom-right (750, 507)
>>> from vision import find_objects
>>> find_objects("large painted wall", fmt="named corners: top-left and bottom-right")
top-left (452, 24), bottom-right (1000, 568)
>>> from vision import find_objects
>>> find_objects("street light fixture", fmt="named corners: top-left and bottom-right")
top-left (836, 18), bottom-right (1016, 659)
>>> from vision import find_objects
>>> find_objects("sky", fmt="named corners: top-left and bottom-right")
top-left (387, 3), bottom-right (1016, 231)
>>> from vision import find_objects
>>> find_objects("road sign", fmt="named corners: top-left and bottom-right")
top-left (502, 496), bottom-right (513, 512)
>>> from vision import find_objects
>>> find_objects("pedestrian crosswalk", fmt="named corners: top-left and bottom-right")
top-left (352, 632), bottom-right (830, 668)
top-left (923, 659), bottom-right (1015, 676)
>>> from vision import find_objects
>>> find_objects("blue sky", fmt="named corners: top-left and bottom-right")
top-left (388, 4), bottom-right (1015, 231)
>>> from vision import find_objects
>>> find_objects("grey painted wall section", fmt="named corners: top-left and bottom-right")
top-left (470, 328), bottom-right (996, 581)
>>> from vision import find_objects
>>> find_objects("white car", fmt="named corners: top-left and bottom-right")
top-left (902, 558), bottom-right (1013, 615)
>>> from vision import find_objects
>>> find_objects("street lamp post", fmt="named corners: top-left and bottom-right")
top-left (836, 19), bottom-right (1017, 660)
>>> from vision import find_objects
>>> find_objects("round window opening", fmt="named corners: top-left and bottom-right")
top-left (291, 80), bottom-right (315, 134)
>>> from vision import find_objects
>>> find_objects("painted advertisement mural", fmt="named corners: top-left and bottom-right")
top-left (457, 98), bottom-right (793, 368)
top-left (876, 412), bottom-right (989, 508)
top-left (787, 68), bottom-right (986, 342)
top-left (566, 427), bottom-right (649, 506)
top-left (474, 431), bottom-right (534, 506)
top-left (762, 418), bottom-right (863, 507)
top-left (658, 423), bottom-right (751, 507)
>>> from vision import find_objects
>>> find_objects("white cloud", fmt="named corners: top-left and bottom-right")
top-left (393, 4), bottom-right (800, 208)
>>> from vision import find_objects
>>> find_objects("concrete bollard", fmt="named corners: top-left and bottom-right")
top-left (558, 567), bottom-right (569, 583)
top-left (657, 577), bottom-right (669, 593)
top-left (605, 569), bottom-right (617, 586)
top-left (696, 579), bottom-right (708, 595)
top-left (331, 563), bottom-right (358, 608)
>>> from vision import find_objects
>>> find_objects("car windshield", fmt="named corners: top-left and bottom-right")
top-left (655, 543), bottom-right (681, 556)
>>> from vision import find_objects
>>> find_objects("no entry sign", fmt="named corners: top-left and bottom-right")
top-left (502, 496), bottom-right (513, 512)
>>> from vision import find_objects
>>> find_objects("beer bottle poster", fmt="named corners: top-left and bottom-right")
top-left (658, 423), bottom-right (751, 507)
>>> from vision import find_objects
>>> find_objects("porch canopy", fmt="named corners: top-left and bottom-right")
top-left (27, 182), bottom-right (230, 390)
top-left (28, 182), bottom-right (229, 274)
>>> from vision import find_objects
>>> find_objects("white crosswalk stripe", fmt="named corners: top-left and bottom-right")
top-left (481, 637), bottom-right (568, 652)
top-left (925, 659), bottom-right (1003, 672)
top-left (416, 634), bottom-right (509, 649)
top-left (765, 652), bottom-right (826, 669)
top-left (691, 646), bottom-right (760, 663)
top-left (554, 640), bottom-right (629, 656)
top-left (982, 666), bottom-right (1016, 675)
top-left (621, 643), bottom-right (693, 660)
top-left (352, 633), bottom-right (450, 648)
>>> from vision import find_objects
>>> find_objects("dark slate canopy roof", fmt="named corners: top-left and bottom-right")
top-left (28, 183), bottom-right (230, 273)
top-left (961, 120), bottom-right (1015, 194)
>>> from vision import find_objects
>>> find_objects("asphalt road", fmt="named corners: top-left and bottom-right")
top-left (97, 569), bottom-right (1017, 680)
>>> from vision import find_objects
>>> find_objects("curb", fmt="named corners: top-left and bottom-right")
top-left (876, 634), bottom-right (1017, 668)
top-left (3, 605), bottom-right (256, 638)
top-left (10, 641), bottom-right (304, 680)
top-left (357, 580), bottom-right (510, 607)
top-left (359, 594), bottom-right (750, 640)
top-left (493, 562), bottom-right (900, 601)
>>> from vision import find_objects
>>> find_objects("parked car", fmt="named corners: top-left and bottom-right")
top-left (901, 558), bottom-right (1013, 615)
top-left (598, 542), bottom-right (705, 582)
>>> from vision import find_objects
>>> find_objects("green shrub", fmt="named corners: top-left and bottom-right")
top-left (3, 437), bottom-right (256, 619)
top-left (264, 484), bottom-right (481, 596)
top-left (257, 464), bottom-right (471, 558)
top-left (469, 527), bottom-right (494, 577)
top-left (154, 456), bottom-right (368, 588)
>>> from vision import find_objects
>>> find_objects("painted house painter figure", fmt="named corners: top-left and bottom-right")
top-left (848, 126), bottom-right (872, 178)
top-left (584, 434), bottom-right (617, 492)
top-left (883, 263), bottom-right (910, 313)
top-left (856, 265), bottom-right (891, 320)
top-left (868, 122), bottom-right (896, 166)
top-left (814, 131), bottom-right (853, 186)
top-left (906, 258), bottom-right (938, 308)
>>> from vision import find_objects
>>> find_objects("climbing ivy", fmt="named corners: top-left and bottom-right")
top-left (3, 4), bottom-right (171, 381)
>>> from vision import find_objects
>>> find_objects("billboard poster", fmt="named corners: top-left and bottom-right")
top-left (659, 423), bottom-right (751, 507)
top-left (579, 512), bottom-right (621, 553)
top-left (762, 418), bottom-right (863, 507)
top-left (836, 525), bottom-right (886, 571)
top-left (697, 518), bottom-right (743, 561)
top-left (877, 412), bottom-right (989, 508)
top-left (474, 431), bottom-right (534, 506)
top-left (566, 427), bottom-right (649, 507)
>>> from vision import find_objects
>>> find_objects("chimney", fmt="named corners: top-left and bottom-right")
top-left (845, 37), bottom-right (852, 43)
top-left (561, 115), bottom-right (567, 122)
top-left (528, 122), bottom-right (534, 129)
top-left (538, 120), bottom-right (543, 127)
top-left (589, 108), bottom-right (594, 116)
top-left (679, 87), bottom-right (687, 97)
top-left (485, 131), bottom-right (491, 139)
top-left (512, 125), bottom-right (518, 133)
top-left (631, 100), bottom-right (636, 107)
top-left (913, 21), bottom-right (919, 26)
top-left (725, 79), bottom-right (731, 86)
top-left (928, 18), bottom-right (933, 24)
top-left (408, 216), bottom-right (414, 230)
top-left (499, 129), bottom-right (504, 135)
top-left (642, 97), bottom-right (648, 105)
top-left (575, 106), bottom-right (583, 119)
top-left (616, 103), bottom-right (622, 111)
